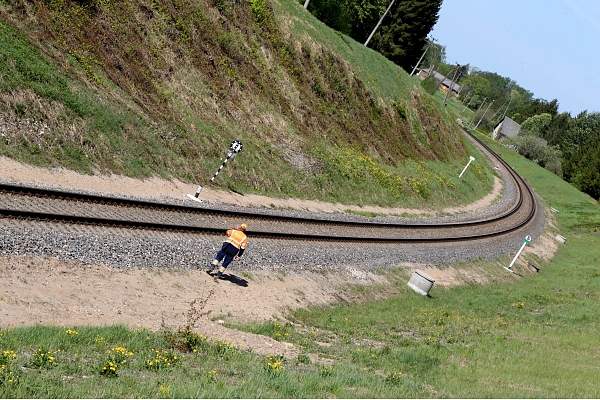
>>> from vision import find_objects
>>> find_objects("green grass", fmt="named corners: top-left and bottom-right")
top-left (274, 0), bottom-right (412, 104)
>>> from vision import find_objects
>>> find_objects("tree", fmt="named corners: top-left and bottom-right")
top-left (305, 0), bottom-right (352, 34)
top-left (369, 0), bottom-right (443, 72)
top-left (459, 75), bottom-right (490, 109)
top-left (500, 135), bottom-right (562, 177)
top-left (504, 87), bottom-right (533, 118)
top-left (341, 0), bottom-right (389, 43)
top-left (455, 64), bottom-right (469, 84)
top-left (305, 0), bottom-right (391, 44)
top-left (305, 0), bottom-right (442, 73)
top-left (541, 145), bottom-right (563, 177)
top-left (421, 42), bottom-right (445, 70)
top-left (474, 70), bottom-right (513, 103)
top-left (511, 98), bottom-right (559, 124)
top-left (569, 139), bottom-right (600, 200)
top-left (542, 112), bottom-right (571, 146)
top-left (519, 113), bottom-right (552, 136)
top-left (561, 111), bottom-right (600, 187)
top-left (561, 111), bottom-right (599, 160)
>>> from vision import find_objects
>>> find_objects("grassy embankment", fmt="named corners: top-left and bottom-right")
top-left (1, 130), bottom-right (599, 398)
top-left (0, 0), bottom-right (492, 209)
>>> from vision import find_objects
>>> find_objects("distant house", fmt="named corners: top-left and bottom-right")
top-left (492, 116), bottom-right (520, 141)
top-left (418, 69), bottom-right (462, 97)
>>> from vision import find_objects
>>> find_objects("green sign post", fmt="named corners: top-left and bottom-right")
top-left (504, 235), bottom-right (532, 273)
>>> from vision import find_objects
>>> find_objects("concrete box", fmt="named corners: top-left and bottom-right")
top-left (407, 270), bottom-right (435, 296)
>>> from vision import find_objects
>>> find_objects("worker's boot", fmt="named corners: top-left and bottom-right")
top-left (206, 262), bottom-right (218, 274)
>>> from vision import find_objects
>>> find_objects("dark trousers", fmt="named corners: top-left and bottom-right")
top-left (214, 248), bottom-right (235, 269)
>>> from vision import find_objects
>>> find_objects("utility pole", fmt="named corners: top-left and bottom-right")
top-left (430, 64), bottom-right (456, 95)
top-left (461, 90), bottom-right (475, 112)
top-left (475, 100), bottom-right (494, 130)
top-left (410, 37), bottom-right (435, 76)
top-left (490, 88), bottom-right (514, 123)
top-left (489, 99), bottom-right (508, 122)
top-left (365, 0), bottom-right (396, 47)
top-left (442, 64), bottom-right (461, 106)
top-left (501, 92), bottom-right (514, 120)
top-left (470, 97), bottom-right (487, 125)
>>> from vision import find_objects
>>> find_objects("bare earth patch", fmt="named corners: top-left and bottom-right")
top-left (0, 255), bottom-right (355, 359)
top-left (0, 157), bottom-right (552, 359)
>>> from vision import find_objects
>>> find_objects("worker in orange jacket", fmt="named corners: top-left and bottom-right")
top-left (208, 223), bottom-right (248, 279)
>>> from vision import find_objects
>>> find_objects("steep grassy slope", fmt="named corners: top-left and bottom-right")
top-left (0, 0), bottom-right (489, 207)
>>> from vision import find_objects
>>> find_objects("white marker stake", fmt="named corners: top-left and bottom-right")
top-left (504, 235), bottom-right (532, 273)
top-left (459, 156), bottom-right (475, 178)
top-left (186, 186), bottom-right (204, 203)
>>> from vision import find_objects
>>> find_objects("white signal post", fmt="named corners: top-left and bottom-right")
top-left (187, 140), bottom-right (243, 203)
top-left (458, 156), bottom-right (475, 178)
top-left (504, 235), bottom-right (532, 273)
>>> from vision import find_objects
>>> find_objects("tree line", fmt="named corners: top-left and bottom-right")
top-left (435, 58), bottom-right (599, 202)
top-left (303, 0), bottom-right (443, 72)
top-left (303, 0), bottom-right (599, 202)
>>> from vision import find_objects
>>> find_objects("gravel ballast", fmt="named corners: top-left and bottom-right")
top-left (0, 160), bottom-right (547, 274)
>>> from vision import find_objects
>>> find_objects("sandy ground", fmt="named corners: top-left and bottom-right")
top-left (0, 156), bottom-right (555, 359)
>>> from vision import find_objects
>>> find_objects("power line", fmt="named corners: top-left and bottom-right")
top-left (443, 63), bottom-right (461, 106)
top-left (470, 97), bottom-right (487, 125)
top-left (475, 100), bottom-right (494, 130)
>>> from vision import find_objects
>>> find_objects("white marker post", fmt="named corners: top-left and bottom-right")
top-left (504, 235), bottom-right (531, 273)
top-left (459, 156), bottom-right (475, 178)
top-left (187, 140), bottom-right (243, 203)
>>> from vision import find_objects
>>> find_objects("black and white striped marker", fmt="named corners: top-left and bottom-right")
top-left (187, 140), bottom-right (243, 203)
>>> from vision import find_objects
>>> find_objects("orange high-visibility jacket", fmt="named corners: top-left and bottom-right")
top-left (225, 229), bottom-right (248, 252)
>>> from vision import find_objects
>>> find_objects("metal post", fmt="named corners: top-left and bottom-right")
top-left (458, 156), bottom-right (475, 178)
top-left (303, 0), bottom-right (310, 9)
top-left (504, 235), bottom-right (531, 273)
top-left (209, 152), bottom-right (234, 184)
top-left (187, 140), bottom-right (243, 203)
top-left (192, 185), bottom-right (203, 198)
top-left (474, 100), bottom-right (494, 130)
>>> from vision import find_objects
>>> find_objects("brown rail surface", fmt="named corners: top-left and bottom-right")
top-left (0, 131), bottom-right (537, 243)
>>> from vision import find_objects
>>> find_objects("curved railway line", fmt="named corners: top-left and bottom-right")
top-left (0, 131), bottom-right (538, 246)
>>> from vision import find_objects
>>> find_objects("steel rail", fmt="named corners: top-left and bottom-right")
top-left (0, 131), bottom-right (537, 243)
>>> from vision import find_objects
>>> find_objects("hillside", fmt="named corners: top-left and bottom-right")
top-left (0, 0), bottom-right (492, 208)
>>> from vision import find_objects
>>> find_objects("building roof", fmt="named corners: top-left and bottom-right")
top-left (431, 71), bottom-right (462, 93)
top-left (494, 116), bottom-right (520, 139)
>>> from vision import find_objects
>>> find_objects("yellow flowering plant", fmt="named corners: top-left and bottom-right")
top-left (31, 348), bottom-right (56, 369)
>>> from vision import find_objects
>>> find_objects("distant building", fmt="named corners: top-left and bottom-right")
top-left (418, 69), bottom-right (462, 97)
top-left (492, 116), bottom-right (521, 141)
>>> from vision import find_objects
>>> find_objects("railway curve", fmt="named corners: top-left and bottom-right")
top-left (0, 130), bottom-right (545, 270)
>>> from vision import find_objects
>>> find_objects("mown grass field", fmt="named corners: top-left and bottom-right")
top-left (2, 131), bottom-right (599, 398)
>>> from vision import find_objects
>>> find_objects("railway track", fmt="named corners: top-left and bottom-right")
top-left (0, 131), bottom-right (538, 244)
